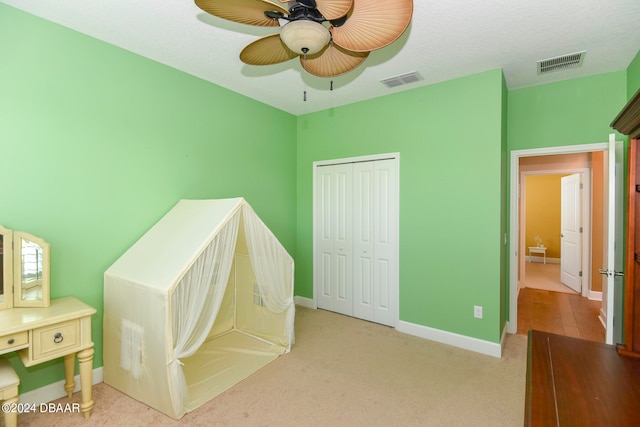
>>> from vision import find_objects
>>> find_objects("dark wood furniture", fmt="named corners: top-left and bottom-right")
top-left (612, 88), bottom-right (640, 357)
top-left (525, 330), bottom-right (640, 426)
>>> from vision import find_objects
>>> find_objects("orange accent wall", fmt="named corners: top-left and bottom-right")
top-left (525, 174), bottom-right (567, 259)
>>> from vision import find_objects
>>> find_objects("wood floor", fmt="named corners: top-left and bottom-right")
top-left (517, 287), bottom-right (605, 343)
top-left (525, 330), bottom-right (640, 426)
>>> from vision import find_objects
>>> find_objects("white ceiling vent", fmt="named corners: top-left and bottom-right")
top-left (537, 51), bottom-right (586, 75)
top-left (381, 71), bottom-right (423, 88)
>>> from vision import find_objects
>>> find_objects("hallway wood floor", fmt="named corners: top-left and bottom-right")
top-left (517, 287), bottom-right (605, 343)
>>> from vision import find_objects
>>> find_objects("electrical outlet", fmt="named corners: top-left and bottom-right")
top-left (474, 305), bottom-right (483, 319)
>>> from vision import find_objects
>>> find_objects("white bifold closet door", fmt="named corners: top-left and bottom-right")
top-left (315, 158), bottom-right (398, 327)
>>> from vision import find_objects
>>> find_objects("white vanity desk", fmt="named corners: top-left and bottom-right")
top-left (0, 297), bottom-right (96, 419)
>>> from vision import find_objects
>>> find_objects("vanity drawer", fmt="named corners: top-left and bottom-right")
top-left (0, 331), bottom-right (29, 352)
top-left (32, 320), bottom-right (80, 361)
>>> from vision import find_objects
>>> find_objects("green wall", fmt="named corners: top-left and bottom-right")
top-left (0, 5), bottom-right (297, 393)
top-left (296, 70), bottom-right (507, 343)
top-left (508, 71), bottom-right (627, 151)
top-left (627, 50), bottom-right (640, 99)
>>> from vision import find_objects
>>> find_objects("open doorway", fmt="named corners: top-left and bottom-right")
top-left (520, 169), bottom-right (595, 296)
top-left (509, 144), bottom-right (612, 344)
top-left (518, 168), bottom-right (604, 343)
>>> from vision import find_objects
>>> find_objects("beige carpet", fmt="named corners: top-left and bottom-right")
top-left (524, 262), bottom-right (578, 294)
top-left (17, 307), bottom-right (527, 427)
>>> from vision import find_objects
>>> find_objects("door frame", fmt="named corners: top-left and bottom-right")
top-left (509, 143), bottom-right (607, 334)
top-left (312, 152), bottom-right (400, 327)
top-left (520, 168), bottom-right (592, 297)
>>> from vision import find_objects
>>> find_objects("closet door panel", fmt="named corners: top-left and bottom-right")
top-left (334, 165), bottom-right (353, 315)
top-left (319, 253), bottom-right (332, 303)
top-left (353, 163), bottom-right (375, 321)
top-left (316, 168), bottom-right (335, 310)
top-left (376, 259), bottom-right (390, 310)
top-left (316, 164), bottom-right (353, 315)
top-left (372, 159), bottom-right (398, 326)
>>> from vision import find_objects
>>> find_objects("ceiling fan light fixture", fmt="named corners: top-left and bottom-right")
top-left (280, 20), bottom-right (330, 55)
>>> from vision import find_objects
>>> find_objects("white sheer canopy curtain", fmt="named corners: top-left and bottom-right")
top-left (168, 211), bottom-right (240, 416)
top-left (242, 205), bottom-right (295, 350)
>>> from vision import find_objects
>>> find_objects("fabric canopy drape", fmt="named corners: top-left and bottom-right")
top-left (242, 205), bottom-right (295, 351)
top-left (168, 211), bottom-right (240, 415)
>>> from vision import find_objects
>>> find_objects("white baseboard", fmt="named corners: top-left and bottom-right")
top-left (589, 290), bottom-right (603, 301)
top-left (525, 256), bottom-right (560, 264)
top-left (396, 321), bottom-right (502, 358)
top-left (598, 307), bottom-right (607, 330)
top-left (19, 367), bottom-right (103, 405)
top-left (294, 296), bottom-right (315, 309)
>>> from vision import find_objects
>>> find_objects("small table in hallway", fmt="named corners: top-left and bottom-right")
top-left (528, 246), bottom-right (546, 264)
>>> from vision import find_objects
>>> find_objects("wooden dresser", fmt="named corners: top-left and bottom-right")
top-left (525, 330), bottom-right (640, 426)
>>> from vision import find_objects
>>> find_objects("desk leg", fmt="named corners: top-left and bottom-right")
top-left (3, 395), bottom-right (17, 427)
top-left (63, 353), bottom-right (76, 398)
top-left (78, 347), bottom-right (94, 419)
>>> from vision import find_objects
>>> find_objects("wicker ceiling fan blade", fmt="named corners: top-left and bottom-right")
top-left (315, 0), bottom-right (354, 21)
top-left (195, 0), bottom-right (288, 27)
top-left (240, 34), bottom-right (298, 65)
top-left (331, 0), bottom-right (413, 52)
top-left (301, 43), bottom-right (369, 77)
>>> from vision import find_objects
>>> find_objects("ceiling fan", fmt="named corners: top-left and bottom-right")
top-left (195, 0), bottom-right (414, 78)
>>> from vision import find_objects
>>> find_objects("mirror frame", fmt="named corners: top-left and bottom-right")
top-left (14, 231), bottom-right (50, 308)
top-left (0, 226), bottom-right (51, 309)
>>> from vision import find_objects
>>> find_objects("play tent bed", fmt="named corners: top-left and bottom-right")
top-left (103, 198), bottom-right (294, 419)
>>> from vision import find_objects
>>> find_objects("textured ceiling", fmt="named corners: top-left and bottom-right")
top-left (3, 0), bottom-right (640, 115)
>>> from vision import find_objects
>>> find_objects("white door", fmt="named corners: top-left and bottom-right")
top-left (315, 156), bottom-right (399, 327)
top-left (353, 159), bottom-right (398, 326)
top-left (353, 162), bottom-right (374, 321)
top-left (602, 134), bottom-right (624, 345)
top-left (316, 163), bottom-right (353, 316)
top-left (560, 173), bottom-right (582, 293)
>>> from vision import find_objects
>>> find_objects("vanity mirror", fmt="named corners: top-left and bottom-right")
top-left (0, 225), bottom-right (50, 309)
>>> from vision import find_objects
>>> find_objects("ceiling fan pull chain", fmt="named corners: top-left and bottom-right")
top-left (329, 45), bottom-right (334, 92)
top-left (303, 49), bottom-right (308, 101)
